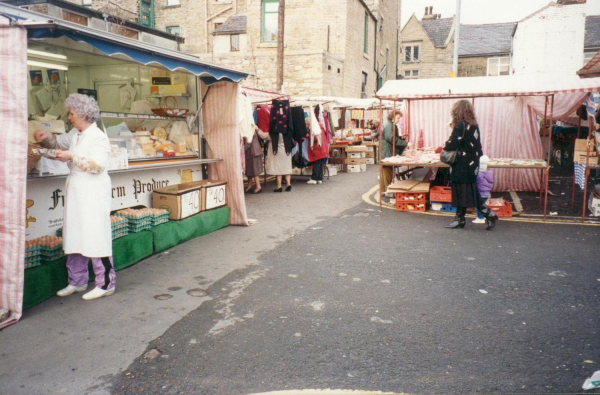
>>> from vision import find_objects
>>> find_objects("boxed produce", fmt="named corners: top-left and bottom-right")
top-left (152, 181), bottom-right (204, 220)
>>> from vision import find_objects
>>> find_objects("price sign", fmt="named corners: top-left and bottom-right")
top-left (180, 190), bottom-right (200, 218)
top-left (205, 184), bottom-right (226, 210)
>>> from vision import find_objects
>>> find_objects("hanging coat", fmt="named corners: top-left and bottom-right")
top-left (55, 124), bottom-right (112, 257)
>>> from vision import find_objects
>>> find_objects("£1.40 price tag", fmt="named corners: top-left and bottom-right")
top-left (180, 190), bottom-right (200, 218)
top-left (205, 185), bottom-right (226, 210)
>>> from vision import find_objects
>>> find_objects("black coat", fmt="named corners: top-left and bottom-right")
top-left (443, 121), bottom-right (483, 184)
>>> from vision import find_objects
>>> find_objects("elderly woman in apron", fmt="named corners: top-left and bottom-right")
top-left (34, 93), bottom-right (115, 300)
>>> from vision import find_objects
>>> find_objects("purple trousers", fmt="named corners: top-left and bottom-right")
top-left (66, 254), bottom-right (116, 290)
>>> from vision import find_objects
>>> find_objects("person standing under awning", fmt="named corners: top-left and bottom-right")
top-left (34, 93), bottom-right (115, 300)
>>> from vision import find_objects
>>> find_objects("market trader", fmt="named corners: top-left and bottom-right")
top-left (34, 93), bottom-right (116, 300)
top-left (380, 110), bottom-right (408, 195)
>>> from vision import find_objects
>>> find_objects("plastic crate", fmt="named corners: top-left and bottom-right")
top-left (395, 192), bottom-right (428, 202)
top-left (488, 201), bottom-right (513, 217)
top-left (25, 255), bottom-right (42, 269)
top-left (396, 201), bottom-right (427, 212)
top-left (41, 249), bottom-right (65, 261)
top-left (112, 229), bottom-right (129, 240)
top-left (128, 223), bottom-right (152, 233)
top-left (430, 186), bottom-right (452, 203)
top-left (430, 202), bottom-right (457, 213)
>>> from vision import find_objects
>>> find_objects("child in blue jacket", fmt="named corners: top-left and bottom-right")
top-left (474, 155), bottom-right (493, 224)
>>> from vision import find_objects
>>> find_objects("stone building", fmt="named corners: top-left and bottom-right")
top-left (400, 6), bottom-right (454, 80)
top-left (11, 0), bottom-right (400, 98)
top-left (512, 1), bottom-right (586, 75)
top-left (457, 23), bottom-right (515, 77)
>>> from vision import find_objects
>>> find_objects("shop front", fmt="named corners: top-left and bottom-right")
top-left (0, 5), bottom-right (249, 329)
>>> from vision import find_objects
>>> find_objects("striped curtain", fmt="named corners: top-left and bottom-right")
top-left (0, 18), bottom-right (27, 329)
top-left (203, 82), bottom-right (248, 226)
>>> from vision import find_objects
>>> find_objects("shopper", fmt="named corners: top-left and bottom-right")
top-left (444, 100), bottom-right (498, 230)
top-left (380, 110), bottom-right (408, 194)
top-left (34, 93), bottom-right (116, 299)
top-left (254, 127), bottom-right (293, 192)
top-left (473, 155), bottom-right (493, 224)
top-left (244, 127), bottom-right (265, 194)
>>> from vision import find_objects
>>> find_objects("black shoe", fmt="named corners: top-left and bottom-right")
top-left (274, 187), bottom-right (282, 193)
top-left (486, 211), bottom-right (498, 230)
top-left (285, 185), bottom-right (292, 192)
top-left (445, 217), bottom-right (466, 229)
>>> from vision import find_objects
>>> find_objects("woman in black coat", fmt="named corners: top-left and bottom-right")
top-left (443, 100), bottom-right (498, 230)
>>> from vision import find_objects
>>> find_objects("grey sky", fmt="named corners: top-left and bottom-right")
top-left (401, 0), bottom-right (600, 28)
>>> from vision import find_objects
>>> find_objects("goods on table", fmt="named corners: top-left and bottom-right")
top-left (149, 208), bottom-right (169, 225)
top-left (116, 208), bottom-right (153, 233)
top-left (382, 149), bottom-right (441, 165)
top-left (487, 158), bottom-right (547, 167)
top-left (25, 236), bottom-right (65, 268)
top-left (110, 215), bottom-right (129, 240)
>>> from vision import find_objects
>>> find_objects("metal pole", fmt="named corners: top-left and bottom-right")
top-left (543, 95), bottom-right (554, 219)
top-left (582, 114), bottom-right (595, 222)
top-left (540, 96), bottom-right (548, 205)
top-left (276, 0), bottom-right (285, 92)
top-left (452, 0), bottom-right (462, 76)
top-left (379, 98), bottom-right (383, 212)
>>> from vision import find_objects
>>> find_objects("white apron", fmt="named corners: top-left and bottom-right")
top-left (58, 124), bottom-right (112, 257)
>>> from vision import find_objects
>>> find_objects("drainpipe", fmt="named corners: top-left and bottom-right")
top-left (396, 0), bottom-right (400, 79)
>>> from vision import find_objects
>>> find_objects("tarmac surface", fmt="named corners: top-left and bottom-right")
top-left (1, 166), bottom-right (600, 394)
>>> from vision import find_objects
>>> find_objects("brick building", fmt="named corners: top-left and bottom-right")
top-left (457, 23), bottom-right (515, 77)
top-left (12, 0), bottom-right (400, 98)
top-left (400, 6), bottom-right (454, 80)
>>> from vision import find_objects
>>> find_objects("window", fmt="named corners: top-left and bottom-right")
top-left (166, 26), bottom-right (180, 36)
top-left (361, 72), bottom-right (368, 97)
top-left (166, 0), bottom-right (180, 5)
top-left (230, 34), bottom-right (240, 51)
top-left (140, 0), bottom-right (154, 28)
top-left (363, 12), bottom-right (368, 53)
top-left (487, 56), bottom-right (510, 76)
top-left (81, 0), bottom-right (92, 5)
top-left (403, 70), bottom-right (419, 79)
top-left (214, 23), bottom-right (222, 30)
top-left (262, 0), bottom-right (278, 43)
top-left (404, 45), bottom-right (419, 62)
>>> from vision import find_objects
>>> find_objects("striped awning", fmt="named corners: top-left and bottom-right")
top-left (376, 74), bottom-right (600, 100)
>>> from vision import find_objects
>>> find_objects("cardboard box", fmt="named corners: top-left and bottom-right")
top-left (196, 180), bottom-right (227, 211)
top-left (347, 164), bottom-right (366, 172)
top-left (365, 151), bottom-right (375, 158)
top-left (574, 151), bottom-right (599, 165)
top-left (365, 158), bottom-right (375, 165)
top-left (346, 145), bottom-right (367, 152)
top-left (386, 180), bottom-right (431, 193)
top-left (153, 181), bottom-right (204, 220)
top-left (589, 195), bottom-right (600, 216)
top-left (346, 158), bottom-right (367, 165)
top-left (575, 139), bottom-right (596, 152)
top-left (365, 146), bottom-right (375, 152)
top-left (348, 151), bottom-right (366, 159)
top-left (326, 165), bottom-right (338, 176)
top-left (150, 83), bottom-right (187, 95)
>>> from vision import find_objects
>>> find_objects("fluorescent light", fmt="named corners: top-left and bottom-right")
top-left (27, 60), bottom-right (69, 71)
top-left (27, 49), bottom-right (67, 60)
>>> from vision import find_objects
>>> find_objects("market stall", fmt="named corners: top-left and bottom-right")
top-left (375, 73), bottom-right (600, 217)
top-left (0, 5), bottom-right (249, 328)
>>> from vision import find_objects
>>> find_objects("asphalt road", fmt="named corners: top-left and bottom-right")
top-left (111, 192), bottom-right (600, 394)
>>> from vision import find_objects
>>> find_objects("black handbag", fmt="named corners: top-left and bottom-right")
top-left (440, 122), bottom-right (466, 165)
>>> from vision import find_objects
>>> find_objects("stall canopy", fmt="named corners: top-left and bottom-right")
top-left (578, 50), bottom-right (600, 78)
top-left (376, 74), bottom-right (600, 192)
top-left (0, 4), bottom-right (248, 84)
top-left (293, 96), bottom-right (396, 109)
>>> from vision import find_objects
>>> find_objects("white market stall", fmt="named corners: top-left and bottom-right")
top-left (375, 73), bottom-right (600, 215)
top-left (0, 5), bottom-right (250, 329)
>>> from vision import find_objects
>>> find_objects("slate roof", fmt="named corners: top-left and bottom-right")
top-left (213, 14), bottom-right (247, 35)
top-left (459, 23), bottom-right (516, 56)
top-left (585, 15), bottom-right (600, 49)
top-left (420, 17), bottom-right (454, 47)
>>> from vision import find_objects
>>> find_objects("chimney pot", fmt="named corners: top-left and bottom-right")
top-left (430, 6), bottom-right (433, 14)
top-left (424, 6), bottom-right (428, 16)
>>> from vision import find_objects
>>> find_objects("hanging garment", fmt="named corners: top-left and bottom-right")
top-left (256, 104), bottom-right (271, 133)
top-left (239, 93), bottom-right (256, 141)
top-left (309, 105), bottom-right (322, 149)
top-left (290, 106), bottom-right (308, 142)
top-left (574, 163), bottom-right (586, 190)
top-left (269, 100), bottom-right (295, 155)
top-left (308, 122), bottom-right (329, 162)
top-left (351, 109), bottom-right (364, 120)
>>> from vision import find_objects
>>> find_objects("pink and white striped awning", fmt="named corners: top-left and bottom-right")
top-left (376, 74), bottom-right (600, 100)
top-left (241, 86), bottom-right (289, 103)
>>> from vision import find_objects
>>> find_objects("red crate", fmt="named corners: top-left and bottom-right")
top-left (396, 201), bottom-right (427, 212)
top-left (488, 201), bottom-right (513, 217)
top-left (395, 192), bottom-right (427, 202)
top-left (430, 186), bottom-right (452, 202)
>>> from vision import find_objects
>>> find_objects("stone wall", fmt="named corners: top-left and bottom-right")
top-left (458, 56), bottom-right (487, 77)
top-left (512, 3), bottom-right (585, 75)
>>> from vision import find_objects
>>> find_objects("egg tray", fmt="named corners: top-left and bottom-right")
top-left (40, 250), bottom-right (65, 261)
top-left (128, 223), bottom-right (152, 233)
top-left (151, 214), bottom-right (169, 226)
top-left (112, 230), bottom-right (129, 240)
top-left (120, 214), bottom-right (153, 225)
top-left (40, 244), bottom-right (63, 253)
top-left (25, 258), bottom-right (42, 269)
top-left (111, 223), bottom-right (129, 232)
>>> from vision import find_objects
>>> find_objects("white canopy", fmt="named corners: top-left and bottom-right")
top-left (376, 74), bottom-right (600, 100)
top-left (292, 96), bottom-right (397, 109)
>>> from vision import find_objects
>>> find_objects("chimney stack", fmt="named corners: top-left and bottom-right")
top-left (423, 6), bottom-right (435, 20)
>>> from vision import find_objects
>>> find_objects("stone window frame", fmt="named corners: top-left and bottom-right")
top-left (486, 56), bottom-right (510, 77)
top-left (165, 0), bottom-right (180, 6)
top-left (230, 34), bottom-right (240, 52)
top-left (166, 25), bottom-right (181, 36)
top-left (363, 12), bottom-right (369, 54)
top-left (81, 0), bottom-right (92, 6)
top-left (262, 0), bottom-right (278, 43)
top-left (404, 45), bottom-right (419, 62)
top-left (361, 72), bottom-right (368, 96)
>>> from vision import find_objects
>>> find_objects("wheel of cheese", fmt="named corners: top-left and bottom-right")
top-left (152, 127), bottom-right (167, 140)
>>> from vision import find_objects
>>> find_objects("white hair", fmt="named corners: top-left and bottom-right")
top-left (64, 93), bottom-right (101, 123)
